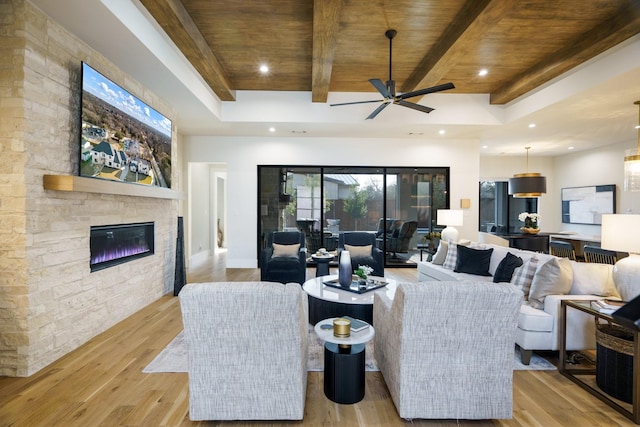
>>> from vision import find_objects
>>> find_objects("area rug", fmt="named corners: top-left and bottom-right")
top-left (143, 328), bottom-right (556, 373)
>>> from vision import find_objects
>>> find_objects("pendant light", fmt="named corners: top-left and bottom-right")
top-left (624, 101), bottom-right (640, 192)
top-left (508, 146), bottom-right (547, 197)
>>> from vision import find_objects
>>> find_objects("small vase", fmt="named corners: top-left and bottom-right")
top-left (338, 250), bottom-right (352, 287)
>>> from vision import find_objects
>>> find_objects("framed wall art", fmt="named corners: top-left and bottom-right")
top-left (561, 184), bottom-right (615, 225)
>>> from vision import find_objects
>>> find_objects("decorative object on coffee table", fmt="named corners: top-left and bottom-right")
top-left (333, 317), bottom-right (351, 338)
top-left (338, 250), bottom-right (351, 287)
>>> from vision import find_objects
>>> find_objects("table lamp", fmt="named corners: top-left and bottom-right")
top-left (437, 209), bottom-right (463, 243)
top-left (601, 214), bottom-right (640, 301)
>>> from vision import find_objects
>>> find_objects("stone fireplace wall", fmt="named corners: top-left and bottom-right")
top-left (0, 0), bottom-right (179, 376)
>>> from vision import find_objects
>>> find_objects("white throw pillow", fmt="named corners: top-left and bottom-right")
top-left (431, 240), bottom-right (448, 265)
top-left (271, 243), bottom-right (300, 258)
top-left (569, 261), bottom-right (619, 297)
top-left (528, 257), bottom-right (574, 309)
top-left (344, 244), bottom-right (371, 258)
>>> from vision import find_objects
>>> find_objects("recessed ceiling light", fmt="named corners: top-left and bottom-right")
top-left (259, 64), bottom-right (269, 74)
top-left (636, 125), bottom-right (640, 129)
top-left (568, 146), bottom-right (575, 150)
top-left (482, 145), bottom-right (488, 149)
top-left (478, 69), bottom-right (488, 76)
top-left (528, 123), bottom-right (536, 128)
top-left (438, 129), bottom-right (445, 135)
top-left (269, 127), bottom-right (276, 132)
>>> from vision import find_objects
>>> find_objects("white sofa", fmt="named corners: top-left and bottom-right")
top-left (418, 241), bottom-right (620, 364)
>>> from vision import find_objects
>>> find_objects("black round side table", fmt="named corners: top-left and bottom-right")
top-left (324, 342), bottom-right (366, 404)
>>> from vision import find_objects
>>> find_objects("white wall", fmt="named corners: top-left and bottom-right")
top-left (184, 136), bottom-right (480, 267)
top-left (553, 140), bottom-right (640, 234)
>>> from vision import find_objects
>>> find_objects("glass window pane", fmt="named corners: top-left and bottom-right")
top-left (259, 166), bottom-right (449, 268)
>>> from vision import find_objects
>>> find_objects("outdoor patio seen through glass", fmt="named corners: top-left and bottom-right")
top-left (258, 166), bottom-right (449, 268)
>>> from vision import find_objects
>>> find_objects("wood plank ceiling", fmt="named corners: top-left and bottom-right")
top-left (140, 0), bottom-right (640, 105)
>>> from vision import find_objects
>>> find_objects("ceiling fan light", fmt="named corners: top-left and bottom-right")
top-left (508, 173), bottom-right (547, 197)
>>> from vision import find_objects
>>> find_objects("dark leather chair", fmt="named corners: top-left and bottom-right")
top-left (384, 221), bottom-right (418, 258)
top-left (261, 231), bottom-right (307, 284)
top-left (338, 232), bottom-right (384, 277)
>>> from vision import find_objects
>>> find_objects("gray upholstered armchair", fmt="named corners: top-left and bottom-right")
top-left (261, 231), bottom-right (306, 284)
top-left (338, 232), bottom-right (384, 277)
top-left (374, 281), bottom-right (522, 420)
top-left (179, 282), bottom-right (308, 421)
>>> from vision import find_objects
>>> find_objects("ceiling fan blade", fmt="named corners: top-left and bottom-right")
top-left (369, 79), bottom-right (390, 98)
top-left (396, 100), bottom-right (434, 114)
top-left (330, 99), bottom-right (384, 107)
top-left (366, 102), bottom-right (390, 120)
top-left (397, 82), bottom-right (455, 100)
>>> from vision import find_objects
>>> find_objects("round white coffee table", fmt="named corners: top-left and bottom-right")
top-left (314, 318), bottom-right (375, 404)
top-left (303, 275), bottom-right (397, 325)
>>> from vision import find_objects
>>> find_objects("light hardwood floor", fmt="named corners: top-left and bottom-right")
top-left (0, 252), bottom-right (635, 426)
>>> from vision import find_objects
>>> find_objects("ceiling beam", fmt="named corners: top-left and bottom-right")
top-left (401, 0), bottom-right (509, 93)
top-left (139, 0), bottom-right (235, 101)
top-left (311, 0), bottom-right (344, 103)
top-left (491, 2), bottom-right (640, 104)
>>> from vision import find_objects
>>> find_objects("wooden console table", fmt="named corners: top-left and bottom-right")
top-left (559, 300), bottom-right (640, 424)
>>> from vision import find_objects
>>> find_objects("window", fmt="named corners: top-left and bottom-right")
top-left (479, 181), bottom-right (537, 233)
top-left (259, 166), bottom-right (450, 268)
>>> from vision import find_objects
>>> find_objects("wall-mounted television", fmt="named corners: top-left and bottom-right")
top-left (80, 62), bottom-right (172, 188)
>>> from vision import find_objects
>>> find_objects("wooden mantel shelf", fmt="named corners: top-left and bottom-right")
top-left (43, 175), bottom-right (182, 200)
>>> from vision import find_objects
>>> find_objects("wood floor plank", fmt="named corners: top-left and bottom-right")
top-left (0, 252), bottom-right (637, 426)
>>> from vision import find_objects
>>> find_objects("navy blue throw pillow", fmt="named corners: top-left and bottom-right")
top-left (493, 252), bottom-right (524, 283)
top-left (454, 245), bottom-right (493, 276)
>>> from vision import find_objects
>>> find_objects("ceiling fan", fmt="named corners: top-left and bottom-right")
top-left (330, 29), bottom-right (455, 119)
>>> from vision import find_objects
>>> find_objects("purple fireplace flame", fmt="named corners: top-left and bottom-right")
top-left (90, 222), bottom-right (154, 272)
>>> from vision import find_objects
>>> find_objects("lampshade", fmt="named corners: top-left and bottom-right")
top-left (508, 173), bottom-right (547, 197)
top-left (437, 209), bottom-right (463, 226)
top-left (601, 214), bottom-right (640, 253)
top-left (437, 209), bottom-right (463, 243)
top-left (601, 214), bottom-right (640, 301)
top-left (508, 147), bottom-right (547, 197)
top-left (623, 101), bottom-right (640, 192)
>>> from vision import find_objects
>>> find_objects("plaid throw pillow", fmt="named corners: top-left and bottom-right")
top-left (511, 256), bottom-right (539, 298)
top-left (442, 243), bottom-right (459, 270)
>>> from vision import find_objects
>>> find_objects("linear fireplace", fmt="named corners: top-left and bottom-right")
top-left (90, 222), bottom-right (154, 272)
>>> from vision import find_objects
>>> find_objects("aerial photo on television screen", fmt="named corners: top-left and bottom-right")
top-left (80, 62), bottom-right (172, 188)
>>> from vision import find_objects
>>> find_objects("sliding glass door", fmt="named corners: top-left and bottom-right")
top-left (258, 166), bottom-right (449, 268)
